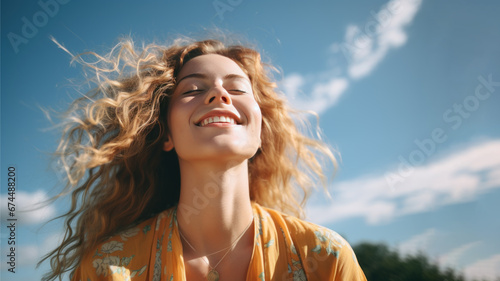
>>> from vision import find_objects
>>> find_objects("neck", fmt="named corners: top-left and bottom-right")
top-left (175, 159), bottom-right (254, 255)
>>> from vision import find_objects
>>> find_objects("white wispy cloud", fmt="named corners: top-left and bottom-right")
top-left (307, 139), bottom-right (500, 225)
top-left (1, 231), bottom-right (64, 270)
top-left (0, 190), bottom-right (62, 271)
top-left (437, 241), bottom-right (482, 269)
top-left (398, 228), bottom-right (438, 256)
top-left (284, 74), bottom-right (349, 114)
top-left (346, 0), bottom-right (423, 79)
top-left (396, 230), bottom-right (499, 280)
top-left (464, 254), bottom-right (500, 281)
top-left (283, 0), bottom-right (422, 113)
top-left (0, 190), bottom-right (56, 225)
top-left (17, 245), bottom-right (41, 267)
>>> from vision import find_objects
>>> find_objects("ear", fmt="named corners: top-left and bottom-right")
top-left (163, 136), bottom-right (174, 152)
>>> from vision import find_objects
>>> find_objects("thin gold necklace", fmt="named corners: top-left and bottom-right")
top-left (178, 217), bottom-right (254, 281)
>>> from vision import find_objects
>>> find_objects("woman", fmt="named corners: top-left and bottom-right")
top-left (41, 37), bottom-right (366, 281)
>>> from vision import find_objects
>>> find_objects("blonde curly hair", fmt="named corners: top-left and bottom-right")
top-left (40, 36), bottom-right (336, 281)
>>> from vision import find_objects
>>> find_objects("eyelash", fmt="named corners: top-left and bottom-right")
top-left (182, 89), bottom-right (247, 95)
top-left (229, 89), bottom-right (247, 94)
top-left (182, 89), bottom-right (204, 95)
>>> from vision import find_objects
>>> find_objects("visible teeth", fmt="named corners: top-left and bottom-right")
top-left (200, 116), bottom-right (236, 126)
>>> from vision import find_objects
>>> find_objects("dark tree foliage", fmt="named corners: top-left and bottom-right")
top-left (353, 242), bottom-right (470, 281)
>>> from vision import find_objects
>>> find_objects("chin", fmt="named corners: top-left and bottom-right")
top-left (213, 147), bottom-right (258, 161)
top-left (183, 145), bottom-right (259, 163)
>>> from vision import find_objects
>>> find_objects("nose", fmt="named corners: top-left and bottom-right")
top-left (204, 85), bottom-right (232, 105)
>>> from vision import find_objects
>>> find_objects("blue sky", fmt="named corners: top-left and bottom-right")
top-left (1, 0), bottom-right (500, 280)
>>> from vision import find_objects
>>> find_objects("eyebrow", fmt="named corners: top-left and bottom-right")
top-left (176, 73), bottom-right (250, 84)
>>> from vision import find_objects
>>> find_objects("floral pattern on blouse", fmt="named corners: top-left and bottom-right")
top-left (72, 203), bottom-right (366, 281)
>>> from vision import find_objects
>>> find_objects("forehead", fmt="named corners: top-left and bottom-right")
top-left (177, 54), bottom-right (248, 80)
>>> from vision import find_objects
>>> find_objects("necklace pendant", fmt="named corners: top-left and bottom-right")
top-left (206, 269), bottom-right (220, 281)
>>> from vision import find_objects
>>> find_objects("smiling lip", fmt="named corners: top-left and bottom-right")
top-left (195, 110), bottom-right (242, 127)
top-left (199, 116), bottom-right (236, 127)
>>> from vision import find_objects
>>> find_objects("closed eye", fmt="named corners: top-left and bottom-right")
top-left (182, 89), bottom-right (205, 95)
top-left (229, 89), bottom-right (247, 94)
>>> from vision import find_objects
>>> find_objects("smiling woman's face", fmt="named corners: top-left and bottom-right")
top-left (164, 54), bottom-right (262, 164)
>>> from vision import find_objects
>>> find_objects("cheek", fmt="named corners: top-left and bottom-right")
top-left (167, 102), bottom-right (190, 140)
top-left (250, 102), bottom-right (263, 135)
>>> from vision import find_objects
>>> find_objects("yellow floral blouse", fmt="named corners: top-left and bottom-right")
top-left (72, 203), bottom-right (367, 281)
